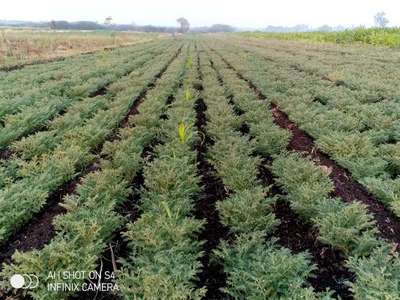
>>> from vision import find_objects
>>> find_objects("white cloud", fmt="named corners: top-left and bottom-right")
top-left (2, 0), bottom-right (400, 28)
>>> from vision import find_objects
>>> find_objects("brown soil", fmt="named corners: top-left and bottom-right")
top-left (0, 149), bottom-right (12, 160)
top-left (273, 200), bottom-right (354, 299)
top-left (194, 95), bottom-right (231, 298)
top-left (259, 161), bottom-right (353, 299)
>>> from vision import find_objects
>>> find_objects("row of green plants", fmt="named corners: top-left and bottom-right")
top-left (0, 43), bottom-right (189, 300)
top-left (7, 44), bottom-right (173, 161)
top-left (238, 28), bottom-right (400, 48)
top-left (0, 42), bottom-right (175, 150)
top-left (0, 41), bottom-right (167, 117)
top-left (271, 152), bottom-right (400, 299)
top-left (0, 43), bottom-right (179, 185)
top-left (117, 49), bottom-right (207, 299)
top-left (218, 35), bottom-right (400, 121)
top-left (0, 39), bottom-right (161, 100)
top-left (234, 37), bottom-right (400, 104)
top-left (206, 43), bottom-right (400, 299)
top-left (231, 37), bottom-right (400, 139)
top-left (199, 49), bottom-right (333, 299)
top-left (207, 51), bottom-right (291, 157)
top-left (209, 40), bottom-right (400, 219)
top-left (0, 44), bottom-right (183, 244)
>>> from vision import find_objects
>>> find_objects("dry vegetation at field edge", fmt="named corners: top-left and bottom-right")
top-left (0, 29), bottom-right (162, 68)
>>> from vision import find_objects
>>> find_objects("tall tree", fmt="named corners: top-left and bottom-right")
top-left (104, 16), bottom-right (113, 26)
top-left (374, 12), bottom-right (389, 28)
top-left (177, 17), bottom-right (190, 33)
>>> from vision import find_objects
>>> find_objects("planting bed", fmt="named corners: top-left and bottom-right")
top-left (0, 36), bottom-right (399, 300)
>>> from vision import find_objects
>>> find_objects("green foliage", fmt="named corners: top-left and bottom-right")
top-left (0, 41), bottom-right (189, 300)
top-left (314, 199), bottom-right (380, 256)
top-left (0, 43), bottom-right (168, 150)
top-left (213, 232), bottom-right (332, 299)
top-left (317, 132), bottom-right (387, 179)
top-left (141, 144), bottom-right (200, 215)
top-left (203, 39), bottom-right (398, 299)
top-left (271, 152), bottom-right (380, 256)
top-left (178, 121), bottom-right (190, 143)
top-left (362, 177), bottom-right (400, 218)
top-left (251, 122), bottom-right (291, 156)
top-left (0, 165), bottom-right (12, 189)
top-left (217, 186), bottom-right (279, 234)
top-left (0, 169), bottom-right (128, 299)
top-left (184, 87), bottom-right (193, 101)
top-left (214, 38), bottom-right (400, 220)
top-left (186, 56), bottom-right (193, 68)
top-left (271, 152), bottom-right (334, 218)
top-left (0, 145), bottom-right (92, 242)
top-left (0, 43), bottom-right (184, 244)
top-left (380, 142), bottom-right (400, 178)
top-left (201, 54), bottom-right (330, 299)
top-left (347, 244), bottom-right (400, 299)
top-left (209, 135), bottom-right (261, 191)
top-left (213, 63), bottom-right (292, 155)
top-left (119, 58), bottom-right (205, 299)
top-left (119, 244), bottom-right (206, 299)
top-left (238, 28), bottom-right (400, 48)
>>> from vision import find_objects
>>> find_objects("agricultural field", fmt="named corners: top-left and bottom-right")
top-left (237, 27), bottom-right (400, 47)
top-left (0, 29), bottom-right (159, 70)
top-left (0, 34), bottom-right (399, 300)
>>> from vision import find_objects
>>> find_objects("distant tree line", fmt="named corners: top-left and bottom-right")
top-left (0, 20), bottom-right (236, 33)
top-left (264, 24), bottom-right (347, 33)
top-left (192, 24), bottom-right (236, 33)
top-left (48, 20), bottom-right (179, 32)
top-left (264, 12), bottom-right (390, 33)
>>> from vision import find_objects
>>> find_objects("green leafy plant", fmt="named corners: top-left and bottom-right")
top-left (347, 244), bottom-right (400, 299)
top-left (213, 232), bottom-right (333, 299)
top-left (217, 187), bottom-right (278, 234)
top-left (178, 121), bottom-right (188, 143)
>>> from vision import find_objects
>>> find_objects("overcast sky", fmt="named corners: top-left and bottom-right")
top-left (2, 0), bottom-right (400, 28)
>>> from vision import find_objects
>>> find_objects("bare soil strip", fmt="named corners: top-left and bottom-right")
top-left (0, 149), bottom-right (12, 160)
top-left (194, 96), bottom-right (230, 298)
top-left (0, 47), bottom-right (183, 268)
top-left (273, 200), bottom-right (354, 299)
top-left (258, 162), bottom-right (354, 299)
top-left (193, 55), bottom-right (230, 299)
top-left (212, 48), bottom-right (400, 248)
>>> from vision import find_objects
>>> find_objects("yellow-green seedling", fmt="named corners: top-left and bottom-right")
top-left (161, 201), bottom-right (173, 219)
top-left (178, 121), bottom-right (188, 143)
top-left (185, 88), bottom-right (193, 101)
top-left (186, 56), bottom-right (193, 68)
